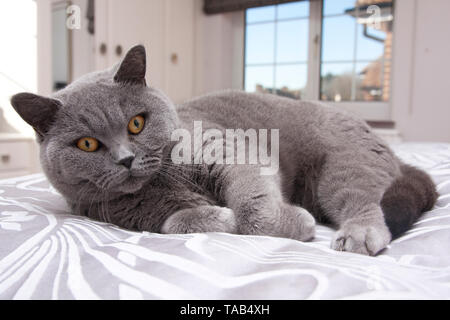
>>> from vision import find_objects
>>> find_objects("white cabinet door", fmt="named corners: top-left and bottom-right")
top-left (94, 0), bottom-right (166, 90)
top-left (94, 0), bottom-right (195, 103)
top-left (109, 0), bottom-right (166, 91)
top-left (164, 0), bottom-right (195, 104)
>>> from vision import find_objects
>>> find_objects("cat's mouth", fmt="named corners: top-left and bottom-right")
top-left (99, 171), bottom-right (145, 194)
top-left (117, 174), bottom-right (147, 193)
top-left (105, 166), bottom-right (158, 193)
top-left (91, 155), bottom-right (162, 193)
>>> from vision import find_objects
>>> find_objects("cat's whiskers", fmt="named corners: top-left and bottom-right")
top-left (161, 161), bottom-right (205, 181)
top-left (95, 172), bottom-right (115, 190)
top-left (105, 171), bottom-right (130, 190)
top-left (138, 157), bottom-right (161, 167)
top-left (100, 170), bottom-right (127, 190)
top-left (75, 181), bottom-right (105, 223)
top-left (161, 160), bottom-right (204, 176)
top-left (74, 181), bottom-right (94, 215)
top-left (88, 187), bottom-right (101, 219)
top-left (158, 166), bottom-right (202, 192)
top-left (100, 190), bottom-right (109, 223)
top-left (76, 172), bottom-right (112, 222)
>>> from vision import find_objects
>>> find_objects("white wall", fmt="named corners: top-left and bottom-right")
top-left (390, 0), bottom-right (450, 142)
top-left (193, 0), bottom-right (244, 97)
top-left (71, 0), bottom-right (95, 80)
top-left (93, 0), bottom-right (195, 104)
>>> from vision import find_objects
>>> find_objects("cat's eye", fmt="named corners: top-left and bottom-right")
top-left (128, 115), bottom-right (145, 134)
top-left (77, 137), bottom-right (99, 152)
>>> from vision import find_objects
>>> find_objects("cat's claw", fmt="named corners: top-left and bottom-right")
top-left (331, 224), bottom-right (391, 256)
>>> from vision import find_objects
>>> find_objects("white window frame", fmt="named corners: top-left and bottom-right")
top-left (243, 0), bottom-right (393, 121)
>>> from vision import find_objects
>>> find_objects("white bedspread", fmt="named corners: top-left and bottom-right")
top-left (0, 143), bottom-right (449, 299)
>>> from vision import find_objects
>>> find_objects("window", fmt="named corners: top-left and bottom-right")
top-left (0, 0), bottom-right (37, 136)
top-left (245, 2), bottom-right (310, 99)
top-left (244, 0), bottom-right (395, 120)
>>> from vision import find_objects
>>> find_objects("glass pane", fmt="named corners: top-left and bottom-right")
top-left (276, 20), bottom-right (309, 63)
top-left (246, 6), bottom-right (275, 24)
top-left (320, 63), bottom-right (354, 101)
top-left (356, 0), bottom-right (393, 60)
top-left (356, 24), bottom-right (386, 61)
top-left (52, 6), bottom-right (69, 90)
top-left (245, 66), bottom-right (274, 93)
top-left (323, 0), bottom-right (358, 16)
top-left (355, 61), bottom-right (390, 102)
top-left (245, 23), bottom-right (275, 64)
top-left (320, 0), bottom-right (394, 102)
top-left (355, 61), bottom-right (380, 101)
top-left (277, 1), bottom-right (309, 20)
top-left (275, 64), bottom-right (307, 99)
top-left (321, 15), bottom-right (356, 62)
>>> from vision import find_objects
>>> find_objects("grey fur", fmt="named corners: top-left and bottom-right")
top-left (10, 45), bottom-right (437, 255)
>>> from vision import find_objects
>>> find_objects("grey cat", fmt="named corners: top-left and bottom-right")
top-left (11, 45), bottom-right (437, 255)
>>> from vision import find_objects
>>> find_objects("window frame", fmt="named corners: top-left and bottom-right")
top-left (242, 0), bottom-right (393, 121)
top-left (243, 3), bottom-right (311, 100)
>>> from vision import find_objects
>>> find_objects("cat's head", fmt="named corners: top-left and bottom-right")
top-left (10, 45), bottom-right (178, 202)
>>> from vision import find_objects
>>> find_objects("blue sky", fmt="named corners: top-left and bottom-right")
top-left (245, 0), bottom-right (388, 92)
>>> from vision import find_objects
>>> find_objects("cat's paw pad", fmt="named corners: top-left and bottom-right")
top-left (331, 224), bottom-right (391, 256)
top-left (161, 206), bottom-right (236, 234)
top-left (284, 205), bottom-right (316, 242)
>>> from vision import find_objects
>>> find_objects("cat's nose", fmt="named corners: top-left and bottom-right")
top-left (118, 155), bottom-right (134, 169)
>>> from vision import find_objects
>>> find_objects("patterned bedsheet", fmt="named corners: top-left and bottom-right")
top-left (0, 143), bottom-right (449, 299)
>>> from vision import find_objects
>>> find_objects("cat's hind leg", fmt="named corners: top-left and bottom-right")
top-left (160, 205), bottom-right (237, 234)
top-left (318, 154), bottom-right (399, 255)
top-left (330, 204), bottom-right (392, 255)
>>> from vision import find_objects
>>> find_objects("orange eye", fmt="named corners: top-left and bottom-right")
top-left (128, 115), bottom-right (145, 134)
top-left (77, 137), bottom-right (99, 152)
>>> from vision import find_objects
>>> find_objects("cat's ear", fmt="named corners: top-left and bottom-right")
top-left (114, 45), bottom-right (147, 86)
top-left (10, 92), bottom-right (61, 137)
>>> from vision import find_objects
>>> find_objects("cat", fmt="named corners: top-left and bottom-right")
top-left (11, 45), bottom-right (438, 255)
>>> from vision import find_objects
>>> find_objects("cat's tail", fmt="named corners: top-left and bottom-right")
top-left (381, 164), bottom-right (438, 239)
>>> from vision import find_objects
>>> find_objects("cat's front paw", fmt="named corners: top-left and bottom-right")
top-left (331, 223), bottom-right (391, 256)
top-left (160, 206), bottom-right (236, 234)
top-left (237, 203), bottom-right (316, 241)
top-left (283, 205), bottom-right (316, 242)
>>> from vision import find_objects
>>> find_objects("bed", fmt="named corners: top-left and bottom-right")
top-left (0, 143), bottom-right (449, 300)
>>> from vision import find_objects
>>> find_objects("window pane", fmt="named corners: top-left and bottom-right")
top-left (245, 3), bottom-right (311, 99)
top-left (321, 15), bottom-right (355, 62)
top-left (355, 61), bottom-right (381, 101)
top-left (320, 0), bottom-right (394, 102)
top-left (245, 23), bottom-right (275, 64)
top-left (323, 0), bottom-right (358, 16)
top-left (277, 1), bottom-right (309, 20)
top-left (246, 5), bottom-right (275, 24)
top-left (275, 64), bottom-right (307, 99)
top-left (276, 20), bottom-right (309, 63)
top-left (356, 24), bottom-right (386, 61)
top-left (355, 60), bottom-right (391, 102)
top-left (245, 66), bottom-right (274, 93)
top-left (320, 63), bottom-right (354, 101)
